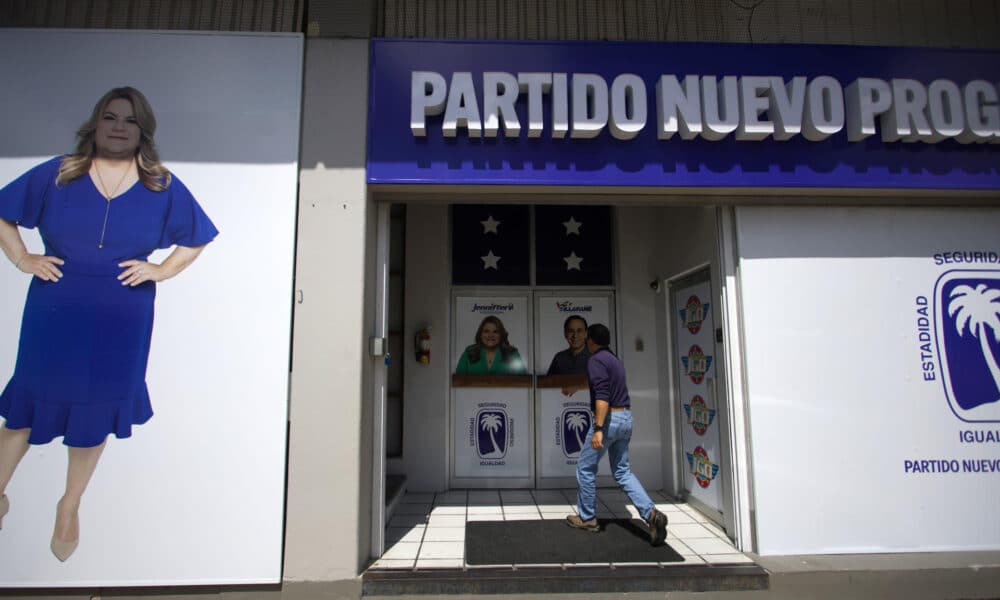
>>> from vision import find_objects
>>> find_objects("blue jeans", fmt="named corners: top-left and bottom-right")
top-left (575, 410), bottom-right (655, 522)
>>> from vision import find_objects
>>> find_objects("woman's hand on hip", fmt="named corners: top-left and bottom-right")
top-left (18, 254), bottom-right (64, 282)
top-left (117, 259), bottom-right (162, 287)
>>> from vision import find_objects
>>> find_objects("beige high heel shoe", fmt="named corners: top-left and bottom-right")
top-left (50, 502), bottom-right (80, 562)
top-left (0, 494), bottom-right (8, 529)
top-left (51, 534), bottom-right (79, 562)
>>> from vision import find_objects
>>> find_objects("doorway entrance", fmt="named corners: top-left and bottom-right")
top-left (369, 201), bottom-right (752, 559)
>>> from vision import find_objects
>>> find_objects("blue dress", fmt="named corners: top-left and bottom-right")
top-left (0, 157), bottom-right (218, 447)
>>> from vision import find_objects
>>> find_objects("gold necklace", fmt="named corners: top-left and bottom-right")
top-left (93, 159), bottom-right (133, 249)
top-left (93, 159), bottom-right (132, 200)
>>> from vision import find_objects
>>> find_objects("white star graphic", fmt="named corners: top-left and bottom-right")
top-left (481, 250), bottom-right (501, 270)
top-left (481, 215), bottom-right (501, 234)
top-left (563, 217), bottom-right (583, 235)
top-left (563, 252), bottom-right (583, 271)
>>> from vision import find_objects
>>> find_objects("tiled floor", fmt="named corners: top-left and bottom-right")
top-left (371, 489), bottom-right (753, 570)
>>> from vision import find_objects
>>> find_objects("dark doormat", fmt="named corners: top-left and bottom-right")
top-left (466, 519), bottom-right (685, 565)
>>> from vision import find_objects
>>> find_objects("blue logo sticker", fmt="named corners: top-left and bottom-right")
top-left (936, 270), bottom-right (1000, 422)
top-left (477, 409), bottom-right (508, 458)
top-left (562, 409), bottom-right (591, 457)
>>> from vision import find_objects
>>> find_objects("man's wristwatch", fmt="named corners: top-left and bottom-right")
top-left (593, 423), bottom-right (604, 432)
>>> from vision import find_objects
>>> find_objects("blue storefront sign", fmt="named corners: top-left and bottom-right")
top-left (367, 39), bottom-right (999, 189)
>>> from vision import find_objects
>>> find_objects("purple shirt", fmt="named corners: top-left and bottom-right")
top-left (587, 347), bottom-right (631, 414)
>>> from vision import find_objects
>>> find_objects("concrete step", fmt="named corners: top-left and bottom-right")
top-left (361, 563), bottom-right (769, 596)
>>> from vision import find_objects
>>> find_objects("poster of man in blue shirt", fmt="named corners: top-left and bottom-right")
top-left (546, 314), bottom-right (591, 376)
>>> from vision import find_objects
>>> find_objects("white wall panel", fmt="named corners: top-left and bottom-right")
top-left (0, 30), bottom-right (301, 586)
top-left (738, 206), bottom-right (1000, 555)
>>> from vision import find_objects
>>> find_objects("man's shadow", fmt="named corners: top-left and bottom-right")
top-left (597, 518), bottom-right (652, 541)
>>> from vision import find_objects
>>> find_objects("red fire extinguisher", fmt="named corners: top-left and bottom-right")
top-left (414, 326), bottom-right (431, 364)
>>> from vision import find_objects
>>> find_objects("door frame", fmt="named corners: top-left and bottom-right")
top-left (714, 206), bottom-right (755, 552)
top-left (369, 202), bottom-right (391, 559)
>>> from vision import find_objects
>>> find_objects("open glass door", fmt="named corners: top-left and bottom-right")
top-left (670, 269), bottom-right (726, 526)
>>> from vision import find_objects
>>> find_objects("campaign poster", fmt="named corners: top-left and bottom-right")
top-left (452, 387), bottom-right (532, 481)
top-left (452, 296), bottom-right (531, 376)
top-left (0, 30), bottom-right (299, 585)
top-left (535, 294), bottom-right (613, 483)
top-left (451, 296), bottom-right (532, 484)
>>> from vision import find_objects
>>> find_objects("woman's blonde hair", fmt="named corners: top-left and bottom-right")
top-left (56, 86), bottom-right (171, 191)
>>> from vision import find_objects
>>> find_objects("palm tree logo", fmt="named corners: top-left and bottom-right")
top-left (948, 283), bottom-right (1000, 403)
top-left (478, 411), bottom-right (507, 458)
top-left (563, 411), bottom-right (590, 456)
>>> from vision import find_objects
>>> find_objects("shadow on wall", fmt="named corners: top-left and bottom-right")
top-left (735, 206), bottom-right (1000, 260)
top-left (0, 30), bottom-right (302, 166)
top-left (299, 38), bottom-right (369, 171)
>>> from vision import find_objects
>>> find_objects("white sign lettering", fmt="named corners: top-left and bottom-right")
top-left (411, 71), bottom-right (1000, 144)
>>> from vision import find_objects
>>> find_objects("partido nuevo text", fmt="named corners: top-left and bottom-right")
top-left (410, 71), bottom-right (1000, 144)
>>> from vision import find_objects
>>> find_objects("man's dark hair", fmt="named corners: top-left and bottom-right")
top-left (563, 314), bottom-right (588, 332)
top-left (587, 323), bottom-right (611, 348)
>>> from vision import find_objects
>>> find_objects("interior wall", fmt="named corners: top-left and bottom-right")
top-left (401, 204), bottom-right (451, 492)
top-left (286, 38), bottom-right (369, 581)
top-left (613, 207), bottom-right (671, 488)
top-left (652, 207), bottom-right (720, 280)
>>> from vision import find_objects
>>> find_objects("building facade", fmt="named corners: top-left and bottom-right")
top-left (1, 1), bottom-right (999, 598)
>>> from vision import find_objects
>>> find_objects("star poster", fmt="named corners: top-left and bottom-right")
top-left (451, 204), bottom-right (530, 285)
top-left (535, 205), bottom-right (613, 285)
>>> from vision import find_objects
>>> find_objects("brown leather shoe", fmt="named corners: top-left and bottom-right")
top-left (565, 514), bottom-right (600, 532)
top-left (646, 508), bottom-right (668, 546)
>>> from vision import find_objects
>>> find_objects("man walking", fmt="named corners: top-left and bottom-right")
top-left (566, 323), bottom-right (668, 546)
